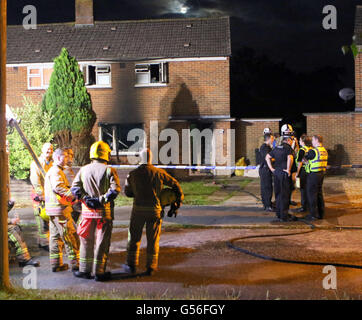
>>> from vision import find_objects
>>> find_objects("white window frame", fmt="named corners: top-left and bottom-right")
top-left (134, 62), bottom-right (168, 87)
top-left (80, 63), bottom-right (112, 88)
top-left (27, 64), bottom-right (54, 90)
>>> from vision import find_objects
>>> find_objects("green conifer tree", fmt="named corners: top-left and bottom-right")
top-left (42, 48), bottom-right (96, 164)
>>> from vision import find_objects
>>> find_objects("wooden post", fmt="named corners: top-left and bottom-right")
top-left (0, 0), bottom-right (9, 289)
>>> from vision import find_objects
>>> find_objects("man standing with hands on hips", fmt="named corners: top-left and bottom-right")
top-left (265, 136), bottom-right (296, 222)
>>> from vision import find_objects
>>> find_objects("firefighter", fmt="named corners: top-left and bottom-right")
top-left (295, 134), bottom-right (312, 213)
top-left (63, 148), bottom-right (81, 223)
top-left (265, 136), bottom-right (296, 222)
top-left (259, 133), bottom-right (275, 212)
top-left (30, 142), bottom-right (53, 251)
top-left (123, 148), bottom-right (184, 276)
top-left (8, 200), bottom-right (40, 267)
top-left (45, 148), bottom-right (80, 272)
top-left (304, 135), bottom-right (328, 221)
top-left (71, 141), bottom-right (121, 281)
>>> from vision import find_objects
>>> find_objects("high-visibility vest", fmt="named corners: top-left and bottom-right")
top-left (296, 146), bottom-right (311, 172)
top-left (309, 146), bottom-right (328, 172)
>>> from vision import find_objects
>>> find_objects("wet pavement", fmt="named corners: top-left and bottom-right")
top-left (7, 176), bottom-right (362, 299)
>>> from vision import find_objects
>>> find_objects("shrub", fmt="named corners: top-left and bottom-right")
top-left (7, 97), bottom-right (54, 180)
top-left (42, 48), bottom-right (96, 165)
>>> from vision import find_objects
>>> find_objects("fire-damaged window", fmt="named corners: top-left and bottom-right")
top-left (99, 123), bottom-right (145, 155)
top-left (81, 64), bottom-right (111, 87)
top-left (135, 62), bottom-right (168, 86)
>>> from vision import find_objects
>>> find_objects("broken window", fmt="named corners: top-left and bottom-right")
top-left (99, 123), bottom-right (145, 154)
top-left (82, 64), bottom-right (111, 87)
top-left (135, 62), bottom-right (168, 85)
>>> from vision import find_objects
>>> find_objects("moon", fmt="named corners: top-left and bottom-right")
top-left (180, 6), bottom-right (188, 14)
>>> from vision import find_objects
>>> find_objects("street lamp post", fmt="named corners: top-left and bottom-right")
top-left (0, 0), bottom-right (9, 289)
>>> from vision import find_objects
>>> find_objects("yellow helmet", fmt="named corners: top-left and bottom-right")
top-left (90, 141), bottom-right (111, 162)
top-left (160, 188), bottom-right (177, 207)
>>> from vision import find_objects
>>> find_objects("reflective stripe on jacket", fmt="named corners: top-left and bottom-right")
top-left (296, 146), bottom-right (311, 171)
top-left (71, 161), bottom-right (121, 219)
top-left (30, 156), bottom-right (53, 197)
top-left (44, 164), bottom-right (73, 216)
top-left (309, 146), bottom-right (328, 172)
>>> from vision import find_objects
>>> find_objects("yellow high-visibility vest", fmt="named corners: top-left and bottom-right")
top-left (309, 146), bottom-right (328, 172)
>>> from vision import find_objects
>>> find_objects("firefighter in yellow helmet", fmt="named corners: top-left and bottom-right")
top-left (30, 142), bottom-right (53, 251)
top-left (44, 148), bottom-right (80, 272)
top-left (304, 135), bottom-right (328, 221)
top-left (71, 141), bottom-right (121, 281)
top-left (123, 148), bottom-right (184, 276)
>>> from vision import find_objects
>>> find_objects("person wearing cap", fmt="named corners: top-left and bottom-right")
top-left (71, 141), bottom-right (121, 281)
top-left (259, 133), bottom-right (275, 212)
top-left (304, 135), bottom-right (328, 221)
top-left (295, 134), bottom-right (312, 213)
top-left (265, 136), bottom-right (297, 222)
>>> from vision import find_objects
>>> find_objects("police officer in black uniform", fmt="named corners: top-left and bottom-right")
top-left (259, 133), bottom-right (275, 212)
top-left (265, 136), bottom-right (296, 222)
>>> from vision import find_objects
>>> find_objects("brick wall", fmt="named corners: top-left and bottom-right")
top-left (6, 58), bottom-right (230, 140)
top-left (305, 113), bottom-right (362, 170)
top-left (355, 50), bottom-right (362, 108)
top-left (232, 119), bottom-right (280, 165)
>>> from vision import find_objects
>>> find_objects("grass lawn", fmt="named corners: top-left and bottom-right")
top-left (114, 177), bottom-right (253, 207)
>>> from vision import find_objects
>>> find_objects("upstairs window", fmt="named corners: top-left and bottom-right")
top-left (27, 65), bottom-right (53, 89)
top-left (81, 64), bottom-right (111, 87)
top-left (135, 62), bottom-right (168, 86)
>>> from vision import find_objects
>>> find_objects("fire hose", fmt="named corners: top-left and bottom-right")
top-left (227, 191), bottom-right (362, 270)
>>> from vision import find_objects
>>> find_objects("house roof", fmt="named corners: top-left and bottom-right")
top-left (7, 17), bottom-right (231, 64)
top-left (355, 6), bottom-right (362, 45)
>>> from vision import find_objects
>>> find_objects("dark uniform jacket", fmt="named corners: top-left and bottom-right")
top-left (268, 143), bottom-right (293, 170)
top-left (125, 164), bottom-right (184, 214)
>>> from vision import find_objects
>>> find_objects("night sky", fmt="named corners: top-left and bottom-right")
top-left (6, 0), bottom-right (361, 116)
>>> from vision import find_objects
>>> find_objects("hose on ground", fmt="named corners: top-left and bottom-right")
top-left (227, 218), bottom-right (362, 270)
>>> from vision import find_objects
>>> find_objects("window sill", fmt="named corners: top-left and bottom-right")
top-left (134, 83), bottom-right (167, 88)
top-left (86, 85), bottom-right (112, 89)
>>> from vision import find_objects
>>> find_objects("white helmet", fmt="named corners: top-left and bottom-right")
top-left (263, 127), bottom-right (272, 135)
top-left (281, 124), bottom-right (293, 135)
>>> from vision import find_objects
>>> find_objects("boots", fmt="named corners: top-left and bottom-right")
top-left (94, 272), bottom-right (112, 282)
top-left (52, 264), bottom-right (69, 272)
top-left (73, 271), bottom-right (93, 279)
top-left (19, 258), bottom-right (40, 268)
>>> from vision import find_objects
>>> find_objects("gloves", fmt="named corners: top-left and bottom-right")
top-left (7, 200), bottom-right (15, 213)
top-left (84, 196), bottom-right (103, 210)
top-left (167, 202), bottom-right (179, 218)
top-left (70, 187), bottom-right (82, 200)
top-left (33, 195), bottom-right (44, 202)
top-left (104, 189), bottom-right (118, 202)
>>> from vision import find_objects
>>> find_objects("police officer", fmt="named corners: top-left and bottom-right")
top-left (259, 133), bottom-right (275, 212)
top-left (123, 148), bottom-right (184, 276)
top-left (304, 135), bottom-right (328, 221)
top-left (265, 136), bottom-right (296, 222)
top-left (295, 134), bottom-right (312, 213)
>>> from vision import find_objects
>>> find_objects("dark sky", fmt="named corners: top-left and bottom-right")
top-left (7, 0), bottom-right (360, 87)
